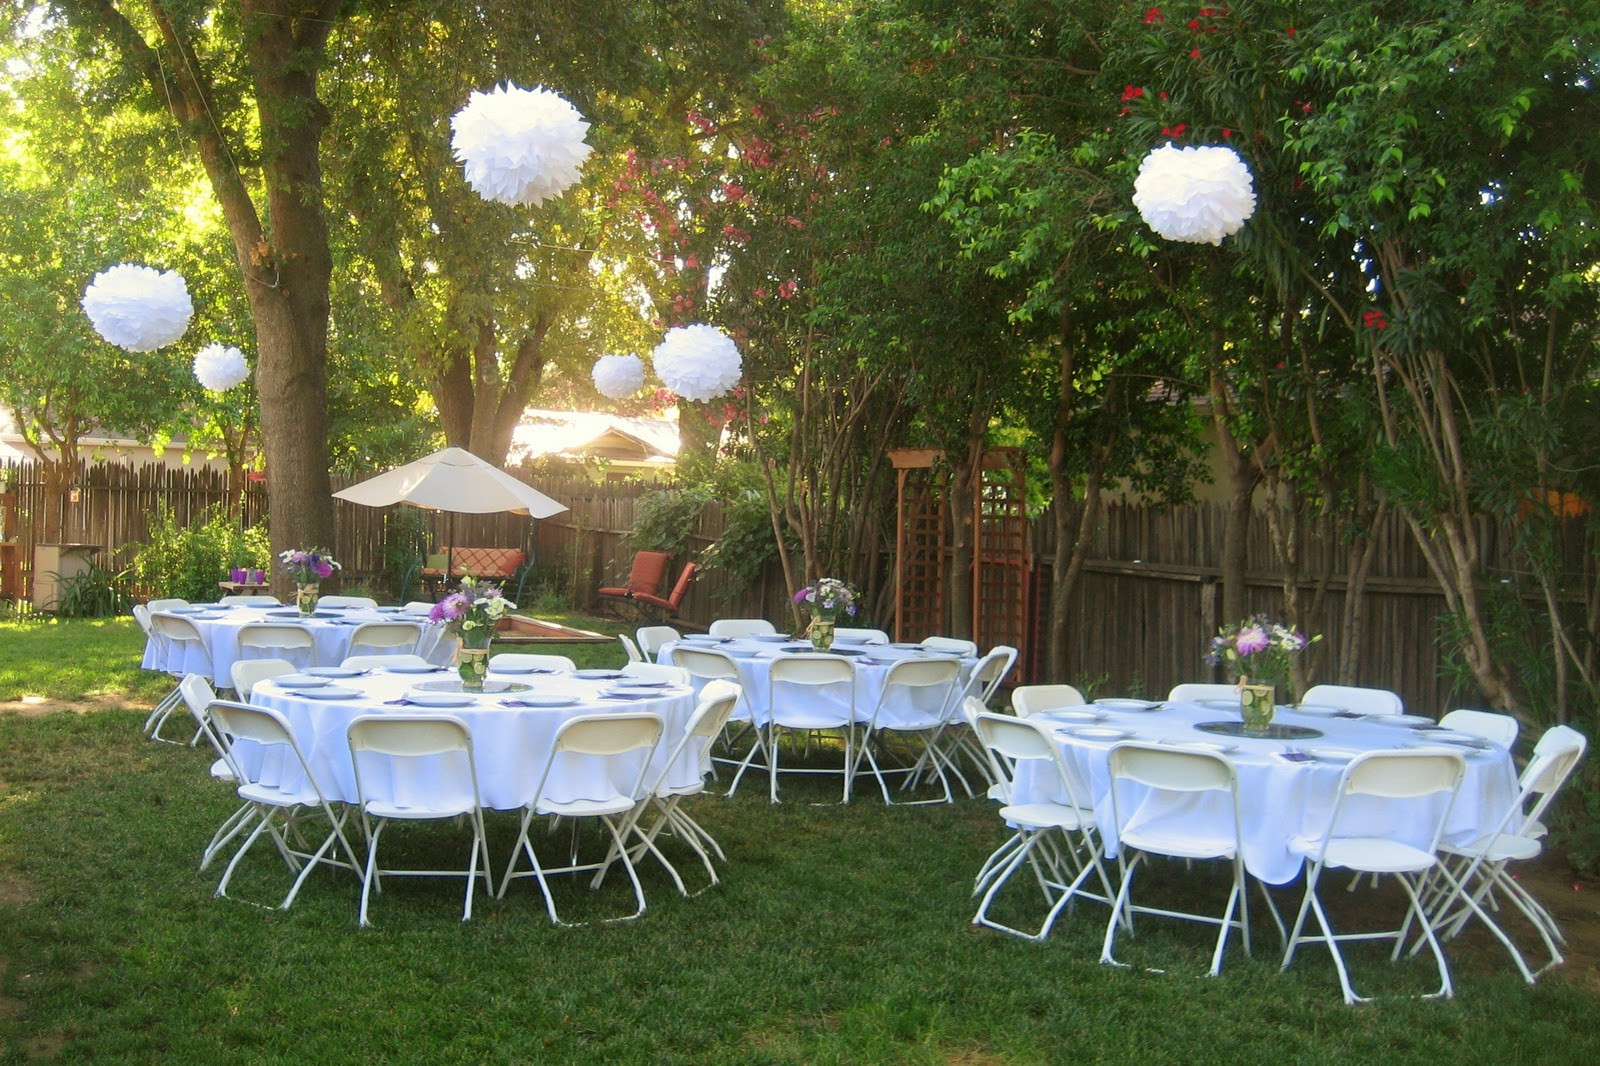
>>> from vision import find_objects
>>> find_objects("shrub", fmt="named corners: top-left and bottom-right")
top-left (53, 560), bottom-right (132, 618)
top-left (128, 502), bottom-right (270, 603)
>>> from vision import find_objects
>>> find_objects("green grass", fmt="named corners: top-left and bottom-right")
top-left (1, 620), bottom-right (1596, 1062)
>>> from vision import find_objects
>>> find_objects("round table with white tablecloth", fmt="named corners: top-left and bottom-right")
top-left (1010, 699), bottom-right (1520, 886)
top-left (657, 635), bottom-right (976, 727)
top-left (238, 665), bottom-right (704, 811)
top-left (142, 602), bottom-right (448, 687)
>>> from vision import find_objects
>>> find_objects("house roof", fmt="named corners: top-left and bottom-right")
top-left (507, 409), bottom-right (679, 466)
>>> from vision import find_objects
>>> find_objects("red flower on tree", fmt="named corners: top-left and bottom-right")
top-left (1363, 310), bottom-right (1388, 330)
top-left (1121, 84), bottom-right (1145, 102)
top-left (1143, 7), bottom-right (1164, 23)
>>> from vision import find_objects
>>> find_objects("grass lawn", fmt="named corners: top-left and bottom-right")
top-left (1, 617), bottom-right (1596, 1062)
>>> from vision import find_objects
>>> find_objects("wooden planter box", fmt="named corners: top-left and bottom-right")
top-left (493, 614), bottom-right (611, 644)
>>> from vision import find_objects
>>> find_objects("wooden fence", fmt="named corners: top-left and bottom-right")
top-left (0, 456), bottom-right (1558, 716)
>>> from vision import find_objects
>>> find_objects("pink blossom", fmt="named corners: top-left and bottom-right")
top-left (1235, 625), bottom-right (1270, 656)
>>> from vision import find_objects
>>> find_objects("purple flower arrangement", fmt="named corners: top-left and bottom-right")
top-left (1206, 614), bottom-right (1318, 686)
top-left (278, 547), bottom-right (340, 585)
top-left (427, 575), bottom-right (515, 638)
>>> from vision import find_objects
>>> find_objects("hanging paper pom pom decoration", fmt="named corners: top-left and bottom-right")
top-left (652, 324), bottom-right (742, 403)
top-left (81, 264), bottom-right (194, 351)
top-left (193, 343), bottom-right (250, 393)
top-left (1132, 143), bottom-right (1257, 246)
top-left (450, 83), bottom-right (593, 207)
top-left (592, 353), bottom-right (645, 399)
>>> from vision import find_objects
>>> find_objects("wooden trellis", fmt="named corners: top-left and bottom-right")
top-left (891, 447), bottom-right (1030, 673)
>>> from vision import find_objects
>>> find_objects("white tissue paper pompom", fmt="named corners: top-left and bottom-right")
top-left (652, 324), bottom-right (743, 403)
top-left (1132, 143), bottom-right (1257, 245)
top-left (193, 343), bottom-right (250, 393)
top-left (450, 83), bottom-right (592, 207)
top-left (592, 353), bottom-right (646, 399)
top-left (81, 264), bottom-right (194, 351)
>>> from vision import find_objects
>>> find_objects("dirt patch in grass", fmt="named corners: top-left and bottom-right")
top-left (0, 695), bottom-right (138, 718)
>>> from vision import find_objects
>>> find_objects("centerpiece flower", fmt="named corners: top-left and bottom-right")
top-left (278, 547), bottom-right (341, 615)
top-left (428, 575), bottom-right (516, 691)
top-left (1206, 615), bottom-right (1319, 734)
top-left (793, 577), bottom-right (858, 651)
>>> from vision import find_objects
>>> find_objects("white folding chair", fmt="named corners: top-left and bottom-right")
top-left (1281, 750), bottom-right (1466, 1004)
top-left (489, 652), bottom-right (576, 673)
top-left (671, 646), bottom-right (760, 774)
top-left (1420, 725), bottom-right (1587, 983)
top-left (230, 657), bottom-right (296, 700)
top-left (1100, 743), bottom-right (1277, 977)
top-left (1438, 709), bottom-right (1519, 749)
top-left (607, 681), bottom-right (742, 895)
top-left (970, 711), bottom-right (1113, 940)
top-left (345, 621), bottom-right (422, 659)
top-left (854, 657), bottom-right (964, 804)
top-left (1012, 684), bottom-right (1088, 716)
top-left (181, 676), bottom-right (255, 872)
top-left (237, 623), bottom-right (315, 670)
top-left (341, 653), bottom-right (431, 671)
top-left (499, 712), bottom-right (667, 926)
top-left (1301, 684), bottom-right (1404, 717)
top-left (736, 653), bottom-right (859, 804)
top-left (619, 633), bottom-right (645, 663)
top-left (915, 646), bottom-right (1017, 796)
top-left (145, 614), bottom-right (214, 743)
top-left (346, 714), bottom-right (494, 926)
top-left (206, 700), bottom-right (361, 909)
top-left (708, 618), bottom-right (778, 638)
top-left (1166, 682), bottom-right (1240, 703)
top-left (621, 661), bottom-right (691, 685)
top-left (832, 627), bottom-right (890, 645)
top-left (636, 625), bottom-right (681, 658)
top-left (318, 595), bottom-right (378, 609)
top-left (921, 636), bottom-right (978, 657)
top-left (219, 594), bottom-right (281, 606)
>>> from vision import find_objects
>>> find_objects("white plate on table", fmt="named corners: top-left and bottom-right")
top-left (1303, 746), bottom-right (1362, 762)
top-left (1418, 729), bottom-right (1491, 749)
top-left (299, 685), bottom-right (362, 700)
top-left (890, 643), bottom-right (925, 651)
top-left (1160, 738), bottom-right (1236, 754)
top-left (753, 634), bottom-right (791, 643)
top-left (1061, 725), bottom-right (1136, 741)
top-left (274, 675), bottom-right (330, 688)
top-left (1368, 714), bottom-right (1437, 728)
top-left (1034, 708), bottom-right (1105, 724)
top-left (605, 685), bottom-right (673, 697)
top-left (1198, 698), bottom-right (1241, 712)
top-left (405, 691), bottom-right (476, 708)
top-left (490, 664), bottom-right (554, 675)
top-left (265, 609), bottom-right (304, 620)
top-left (1291, 703), bottom-right (1347, 717)
top-left (575, 669), bottom-right (625, 680)
top-left (1094, 698), bottom-right (1161, 712)
top-left (680, 634), bottom-right (725, 644)
top-left (615, 679), bottom-right (672, 688)
top-left (504, 695), bottom-right (578, 708)
top-left (167, 604), bottom-right (210, 614)
top-left (305, 666), bottom-right (364, 678)
top-left (383, 663), bottom-right (443, 674)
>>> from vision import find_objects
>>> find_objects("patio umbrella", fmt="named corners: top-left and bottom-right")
top-left (333, 446), bottom-right (568, 584)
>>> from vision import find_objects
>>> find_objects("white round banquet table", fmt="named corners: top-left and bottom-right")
top-left (141, 603), bottom-right (448, 687)
top-left (1010, 699), bottom-right (1520, 886)
top-left (657, 635), bottom-right (975, 727)
top-left (238, 666), bottom-right (704, 810)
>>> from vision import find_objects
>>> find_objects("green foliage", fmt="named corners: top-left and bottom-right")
top-left (379, 507), bottom-right (428, 600)
top-left (699, 488), bottom-right (784, 599)
top-left (627, 484), bottom-right (712, 557)
top-left (51, 561), bottom-right (132, 619)
top-left (127, 503), bottom-right (270, 603)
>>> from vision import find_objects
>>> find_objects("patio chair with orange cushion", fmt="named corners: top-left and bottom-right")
top-left (598, 551), bottom-right (671, 613)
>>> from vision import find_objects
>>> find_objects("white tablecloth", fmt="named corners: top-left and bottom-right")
top-left (142, 604), bottom-right (449, 687)
top-left (657, 637), bottom-right (974, 728)
top-left (241, 668), bottom-right (704, 810)
top-left (1011, 700), bottom-right (1520, 885)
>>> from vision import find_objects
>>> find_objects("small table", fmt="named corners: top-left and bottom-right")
top-left (218, 580), bottom-right (272, 596)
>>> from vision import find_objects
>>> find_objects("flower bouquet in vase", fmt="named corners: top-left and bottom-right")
top-left (428, 576), bottom-right (515, 691)
top-left (792, 577), bottom-right (858, 652)
top-left (1206, 615), bottom-right (1319, 736)
top-left (278, 547), bottom-right (341, 615)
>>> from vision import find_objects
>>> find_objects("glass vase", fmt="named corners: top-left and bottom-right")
top-left (811, 618), bottom-right (836, 652)
top-left (296, 582), bottom-right (319, 616)
top-left (1239, 683), bottom-right (1277, 736)
top-left (457, 630), bottom-right (492, 692)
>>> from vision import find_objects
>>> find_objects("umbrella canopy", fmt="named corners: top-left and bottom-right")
top-left (333, 447), bottom-right (568, 518)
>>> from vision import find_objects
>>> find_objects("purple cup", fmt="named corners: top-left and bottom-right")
top-left (249, 569), bottom-right (266, 584)
top-left (231, 568), bottom-right (247, 583)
